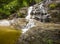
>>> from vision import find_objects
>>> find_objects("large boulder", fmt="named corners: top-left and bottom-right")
top-left (16, 19), bottom-right (60, 44)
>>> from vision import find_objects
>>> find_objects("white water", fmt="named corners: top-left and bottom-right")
top-left (22, 19), bottom-right (35, 33)
top-left (25, 6), bottom-right (33, 20)
top-left (0, 19), bottom-right (14, 26)
top-left (39, 3), bottom-right (46, 13)
top-left (0, 20), bottom-right (10, 26)
top-left (22, 6), bottom-right (35, 33)
top-left (37, 0), bottom-right (51, 22)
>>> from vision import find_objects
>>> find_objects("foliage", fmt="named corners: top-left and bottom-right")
top-left (47, 39), bottom-right (53, 44)
top-left (0, 26), bottom-right (21, 44)
top-left (44, 38), bottom-right (53, 44)
top-left (0, 0), bottom-right (19, 14)
top-left (35, 0), bottom-right (42, 3)
top-left (0, 0), bottom-right (19, 19)
top-left (0, 0), bottom-right (42, 19)
top-left (49, 2), bottom-right (60, 22)
top-left (49, 3), bottom-right (57, 9)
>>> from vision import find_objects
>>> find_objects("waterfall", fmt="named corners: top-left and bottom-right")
top-left (25, 6), bottom-right (33, 20)
top-left (22, 0), bottom-right (51, 33)
top-left (22, 6), bottom-right (35, 33)
top-left (37, 0), bottom-right (51, 22)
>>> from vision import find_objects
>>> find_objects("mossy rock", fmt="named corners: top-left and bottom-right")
top-left (49, 3), bottom-right (57, 9)
top-left (48, 1), bottom-right (60, 22)
top-left (0, 26), bottom-right (21, 44)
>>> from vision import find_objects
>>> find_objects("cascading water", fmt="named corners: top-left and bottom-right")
top-left (22, 6), bottom-right (35, 33)
top-left (25, 6), bottom-right (33, 20)
top-left (22, 0), bottom-right (52, 33)
top-left (35, 0), bottom-right (52, 22)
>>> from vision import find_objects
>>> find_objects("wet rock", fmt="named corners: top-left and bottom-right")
top-left (16, 19), bottom-right (60, 44)
top-left (11, 18), bottom-right (28, 30)
top-left (17, 26), bottom-right (60, 44)
top-left (48, 0), bottom-right (60, 23)
top-left (29, 0), bottom-right (52, 22)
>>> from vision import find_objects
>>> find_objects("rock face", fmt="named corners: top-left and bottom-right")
top-left (17, 27), bottom-right (60, 44)
top-left (48, 0), bottom-right (60, 23)
top-left (17, 7), bottom-right (28, 18)
top-left (16, 19), bottom-right (60, 44)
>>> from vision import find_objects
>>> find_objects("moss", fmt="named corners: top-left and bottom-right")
top-left (0, 26), bottom-right (21, 44)
top-left (47, 39), bottom-right (53, 44)
top-left (35, 0), bottom-right (42, 3)
top-left (43, 38), bottom-right (53, 44)
top-left (49, 3), bottom-right (57, 9)
top-left (17, 11), bottom-right (26, 18)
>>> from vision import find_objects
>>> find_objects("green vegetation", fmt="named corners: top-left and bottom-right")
top-left (0, 26), bottom-right (21, 44)
top-left (49, 3), bottom-right (57, 9)
top-left (44, 38), bottom-right (53, 44)
top-left (49, 3), bottom-right (60, 9)
top-left (48, 2), bottom-right (60, 22)
top-left (35, 0), bottom-right (42, 3)
top-left (0, 0), bottom-right (42, 19)
top-left (46, 39), bottom-right (53, 44)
